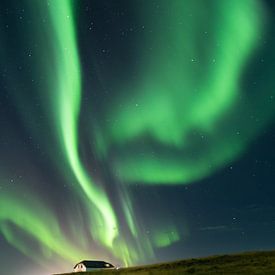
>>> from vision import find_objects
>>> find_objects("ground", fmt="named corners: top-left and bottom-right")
top-left (55, 250), bottom-right (275, 275)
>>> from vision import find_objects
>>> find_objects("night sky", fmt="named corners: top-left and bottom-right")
top-left (0, 0), bottom-right (275, 274)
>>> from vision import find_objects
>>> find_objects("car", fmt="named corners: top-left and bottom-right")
top-left (73, 260), bottom-right (115, 272)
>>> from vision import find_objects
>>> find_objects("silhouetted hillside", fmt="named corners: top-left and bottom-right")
top-left (55, 250), bottom-right (275, 275)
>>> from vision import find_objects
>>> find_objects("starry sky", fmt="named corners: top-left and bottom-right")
top-left (0, 0), bottom-right (275, 274)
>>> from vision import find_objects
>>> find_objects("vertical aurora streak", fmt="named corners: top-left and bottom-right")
top-left (47, 0), bottom-right (118, 249)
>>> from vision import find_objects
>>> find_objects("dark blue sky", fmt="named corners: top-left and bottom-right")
top-left (0, 1), bottom-right (275, 274)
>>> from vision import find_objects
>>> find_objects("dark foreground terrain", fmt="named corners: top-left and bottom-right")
top-left (56, 250), bottom-right (275, 275)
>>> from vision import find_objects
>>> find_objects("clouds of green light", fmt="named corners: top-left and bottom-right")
top-left (95, 0), bottom-right (274, 184)
top-left (153, 227), bottom-right (180, 248)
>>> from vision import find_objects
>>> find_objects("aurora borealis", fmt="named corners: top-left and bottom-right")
top-left (0, 1), bottom-right (275, 274)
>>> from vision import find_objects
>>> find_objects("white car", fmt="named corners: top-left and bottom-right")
top-left (73, 260), bottom-right (115, 272)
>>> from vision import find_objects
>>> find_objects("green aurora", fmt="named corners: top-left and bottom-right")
top-left (0, 0), bottom-right (274, 273)
top-left (95, 0), bottom-right (272, 184)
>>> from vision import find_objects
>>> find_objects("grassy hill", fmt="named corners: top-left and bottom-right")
top-left (55, 250), bottom-right (275, 275)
